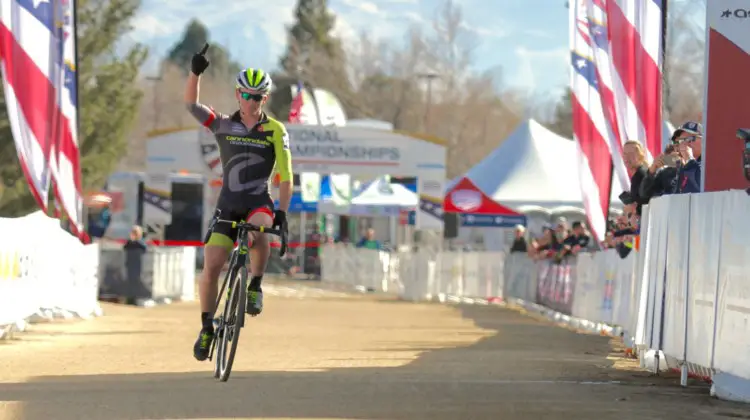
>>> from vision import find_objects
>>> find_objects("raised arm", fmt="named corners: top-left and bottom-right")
top-left (184, 72), bottom-right (200, 104)
top-left (184, 44), bottom-right (220, 132)
top-left (185, 75), bottom-right (220, 132)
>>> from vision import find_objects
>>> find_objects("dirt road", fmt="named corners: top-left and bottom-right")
top-left (1, 281), bottom-right (748, 420)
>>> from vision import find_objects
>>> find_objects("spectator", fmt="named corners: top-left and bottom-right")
top-left (355, 228), bottom-right (381, 250)
top-left (510, 225), bottom-right (528, 253)
top-left (673, 121), bottom-right (703, 194)
top-left (123, 225), bottom-right (147, 306)
top-left (611, 214), bottom-right (637, 259)
top-left (561, 221), bottom-right (590, 257)
top-left (554, 219), bottom-right (569, 242)
top-left (603, 231), bottom-right (616, 249)
top-left (640, 143), bottom-right (680, 200)
top-left (622, 140), bottom-right (650, 214)
top-left (530, 226), bottom-right (559, 261)
top-left (123, 225), bottom-right (147, 252)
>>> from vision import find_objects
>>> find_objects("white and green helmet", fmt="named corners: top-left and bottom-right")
top-left (235, 68), bottom-right (272, 93)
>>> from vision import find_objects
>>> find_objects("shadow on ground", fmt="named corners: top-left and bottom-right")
top-left (2, 303), bottom-right (749, 420)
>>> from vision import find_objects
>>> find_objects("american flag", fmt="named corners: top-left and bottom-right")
top-left (288, 80), bottom-right (304, 123)
top-left (0, 0), bottom-right (82, 235)
top-left (570, 0), bottom-right (664, 242)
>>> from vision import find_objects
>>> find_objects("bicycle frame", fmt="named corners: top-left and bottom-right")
top-left (208, 217), bottom-right (287, 320)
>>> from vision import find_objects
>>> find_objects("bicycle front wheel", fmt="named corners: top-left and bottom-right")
top-left (215, 265), bottom-right (247, 382)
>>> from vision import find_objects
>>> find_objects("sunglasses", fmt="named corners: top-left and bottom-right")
top-left (673, 135), bottom-right (700, 144)
top-left (239, 91), bottom-right (265, 101)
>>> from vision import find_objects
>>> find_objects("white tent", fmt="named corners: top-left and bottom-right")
top-left (449, 118), bottom-right (678, 212)
top-left (455, 119), bottom-right (590, 210)
top-left (349, 177), bottom-right (417, 216)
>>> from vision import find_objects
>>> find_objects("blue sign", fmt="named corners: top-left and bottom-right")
top-left (404, 212), bottom-right (526, 228)
top-left (275, 192), bottom-right (317, 213)
top-left (419, 196), bottom-right (442, 218)
top-left (460, 214), bottom-right (526, 228)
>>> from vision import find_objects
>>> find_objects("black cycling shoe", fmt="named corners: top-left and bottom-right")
top-left (193, 327), bottom-right (214, 361)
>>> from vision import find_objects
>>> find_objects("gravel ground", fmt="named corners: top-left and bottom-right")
top-left (1, 281), bottom-right (749, 420)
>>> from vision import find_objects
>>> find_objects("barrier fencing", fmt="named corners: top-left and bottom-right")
top-left (0, 211), bottom-right (101, 339)
top-left (322, 190), bottom-right (750, 403)
top-left (0, 212), bottom-right (197, 338)
top-left (99, 246), bottom-right (196, 303)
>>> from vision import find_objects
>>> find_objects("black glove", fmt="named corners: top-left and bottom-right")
top-left (191, 43), bottom-right (210, 76)
top-left (273, 210), bottom-right (287, 231)
top-left (273, 210), bottom-right (288, 257)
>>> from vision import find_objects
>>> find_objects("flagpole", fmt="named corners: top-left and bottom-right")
top-left (73, 0), bottom-right (87, 238)
top-left (661, 0), bottom-right (669, 128)
top-left (50, 0), bottom-right (62, 220)
top-left (73, 0), bottom-right (80, 145)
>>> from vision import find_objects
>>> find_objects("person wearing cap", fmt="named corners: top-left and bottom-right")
top-left (671, 121), bottom-right (703, 194)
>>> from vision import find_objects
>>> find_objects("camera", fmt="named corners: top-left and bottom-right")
top-left (736, 128), bottom-right (750, 182)
top-left (618, 191), bottom-right (634, 205)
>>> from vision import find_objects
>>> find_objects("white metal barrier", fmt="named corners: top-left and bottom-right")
top-left (322, 246), bottom-right (506, 303)
top-left (321, 190), bottom-right (750, 403)
top-left (0, 211), bottom-right (102, 339)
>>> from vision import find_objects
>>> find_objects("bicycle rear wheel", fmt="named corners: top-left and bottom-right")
top-left (215, 265), bottom-right (247, 382)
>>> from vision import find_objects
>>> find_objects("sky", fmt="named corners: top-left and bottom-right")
top-left (126, 0), bottom-right (705, 98)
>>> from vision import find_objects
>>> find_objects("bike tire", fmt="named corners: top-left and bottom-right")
top-left (217, 265), bottom-right (247, 382)
top-left (212, 261), bottom-right (238, 379)
top-left (210, 265), bottom-right (236, 379)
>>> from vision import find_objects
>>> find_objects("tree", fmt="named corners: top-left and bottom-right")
top-left (664, 0), bottom-right (704, 125)
top-left (0, 0), bottom-right (147, 216)
top-left (278, 0), bottom-right (352, 114)
top-left (165, 19), bottom-right (241, 79)
top-left (549, 89), bottom-right (574, 138)
top-left (280, 0), bottom-right (339, 74)
top-left (341, 0), bottom-right (526, 178)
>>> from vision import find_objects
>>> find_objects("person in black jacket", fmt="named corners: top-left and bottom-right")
top-left (509, 225), bottom-right (528, 253)
top-left (673, 121), bottom-right (703, 194)
top-left (622, 141), bottom-right (650, 214)
top-left (640, 143), bottom-right (680, 200)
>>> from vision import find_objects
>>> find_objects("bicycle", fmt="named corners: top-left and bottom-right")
top-left (203, 212), bottom-right (287, 382)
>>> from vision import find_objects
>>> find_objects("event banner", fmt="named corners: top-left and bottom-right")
top-left (536, 259), bottom-right (575, 315)
top-left (703, 1), bottom-right (750, 191)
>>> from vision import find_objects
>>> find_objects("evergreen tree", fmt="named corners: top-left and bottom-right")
top-left (550, 88), bottom-right (574, 139)
top-left (275, 0), bottom-right (352, 117)
top-left (0, 0), bottom-right (148, 216)
top-left (279, 0), bottom-right (339, 74)
top-left (166, 19), bottom-right (242, 78)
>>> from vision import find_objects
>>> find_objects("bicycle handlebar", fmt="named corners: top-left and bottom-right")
top-left (204, 215), bottom-right (289, 256)
top-left (214, 218), bottom-right (285, 236)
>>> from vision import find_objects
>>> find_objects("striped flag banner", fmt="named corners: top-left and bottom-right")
top-left (0, 0), bottom-right (82, 234)
top-left (570, 0), bottom-right (663, 243)
top-left (604, 0), bottom-right (663, 162)
top-left (288, 80), bottom-right (304, 123)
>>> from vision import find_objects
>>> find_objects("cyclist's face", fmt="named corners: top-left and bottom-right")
top-left (236, 89), bottom-right (267, 114)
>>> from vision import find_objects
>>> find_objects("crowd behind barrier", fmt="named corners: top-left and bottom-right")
top-left (0, 211), bottom-right (102, 339)
top-left (322, 190), bottom-right (750, 403)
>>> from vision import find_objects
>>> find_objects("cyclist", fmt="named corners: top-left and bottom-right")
top-left (184, 44), bottom-right (292, 361)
